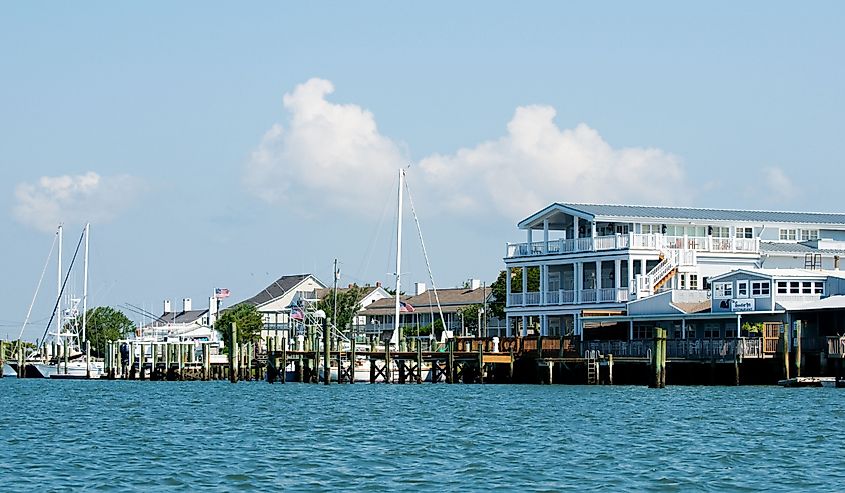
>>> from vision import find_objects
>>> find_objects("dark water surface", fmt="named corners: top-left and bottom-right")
top-left (0, 380), bottom-right (842, 491)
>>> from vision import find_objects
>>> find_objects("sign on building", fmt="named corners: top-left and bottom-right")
top-left (730, 299), bottom-right (755, 312)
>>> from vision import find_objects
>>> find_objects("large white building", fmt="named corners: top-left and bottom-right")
top-left (504, 203), bottom-right (845, 338)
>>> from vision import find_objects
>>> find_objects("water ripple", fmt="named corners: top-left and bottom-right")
top-left (1, 381), bottom-right (843, 491)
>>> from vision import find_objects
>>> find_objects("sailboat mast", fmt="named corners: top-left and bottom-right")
top-left (57, 224), bottom-right (62, 343)
top-left (393, 169), bottom-right (404, 346)
top-left (82, 223), bottom-right (89, 344)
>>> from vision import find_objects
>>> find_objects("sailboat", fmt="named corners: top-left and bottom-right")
top-left (11, 224), bottom-right (105, 379)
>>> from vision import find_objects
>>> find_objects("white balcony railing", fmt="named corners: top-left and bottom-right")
top-left (507, 287), bottom-right (627, 307)
top-left (506, 233), bottom-right (761, 258)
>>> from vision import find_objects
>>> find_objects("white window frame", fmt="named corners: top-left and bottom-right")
top-left (736, 227), bottom-right (753, 239)
top-left (751, 281), bottom-right (770, 297)
top-left (711, 226), bottom-right (730, 238)
top-left (800, 229), bottom-right (819, 241)
top-left (779, 228), bottom-right (798, 241)
top-left (736, 280), bottom-right (749, 298)
top-left (777, 281), bottom-right (788, 294)
top-left (641, 223), bottom-right (662, 234)
top-left (814, 281), bottom-right (824, 294)
top-left (689, 274), bottom-right (699, 290)
top-left (713, 281), bottom-right (733, 299)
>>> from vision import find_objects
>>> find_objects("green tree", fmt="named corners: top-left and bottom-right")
top-left (489, 268), bottom-right (540, 319)
top-left (82, 306), bottom-right (135, 356)
top-left (317, 285), bottom-right (364, 333)
top-left (215, 303), bottom-right (263, 345)
top-left (458, 304), bottom-right (483, 334)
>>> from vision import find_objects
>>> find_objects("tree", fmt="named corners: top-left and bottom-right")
top-left (489, 267), bottom-right (540, 319)
top-left (458, 304), bottom-right (483, 334)
top-left (82, 306), bottom-right (135, 357)
top-left (317, 285), bottom-right (364, 333)
top-left (215, 303), bottom-right (263, 345)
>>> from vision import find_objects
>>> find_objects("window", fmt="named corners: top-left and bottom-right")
top-left (713, 282), bottom-right (733, 299)
top-left (802, 281), bottom-right (813, 294)
top-left (615, 224), bottom-right (630, 234)
top-left (711, 226), bottom-right (730, 238)
top-left (814, 282), bottom-right (825, 294)
top-left (736, 227), bottom-right (754, 239)
top-left (641, 224), bottom-right (662, 234)
top-left (789, 281), bottom-right (800, 294)
top-left (737, 281), bottom-right (748, 298)
top-left (704, 323), bottom-right (720, 339)
top-left (725, 326), bottom-right (737, 338)
top-left (777, 281), bottom-right (788, 294)
top-left (686, 324), bottom-right (697, 338)
top-left (800, 229), bottom-right (819, 241)
top-left (680, 274), bottom-right (686, 290)
top-left (751, 281), bottom-right (770, 296)
top-left (633, 324), bottom-right (653, 340)
top-left (689, 274), bottom-right (699, 290)
top-left (779, 229), bottom-right (798, 241)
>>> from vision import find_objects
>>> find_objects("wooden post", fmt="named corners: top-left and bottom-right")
top-left (267, 337), bottom-right (275, 383)
top-left (649, 327), bottom-right (666, 388)
top-left (349, 336), bottom-right (356, 385)
top-left (384, 341), bottom-right (391, 384)
top-left (782, 325), bottom-right (790, 380)
top-left (139, 343), bottom-right (146, 380)
top-left (85, 341), bottom-right (91, 379)
top-left (202, 343), bottom-right (210, 381)
top-left (795, 320), bottom-right (802, 378)
top-left (18, 341), bottom-right (26, 379)
top-left (416, 340), bottom-right (423, 384)
top-left (165, 342), bottom-right (172, 379)
top-left (0, 340), bottom-right (5, 378)
top-left (281, 337), bottom-right (287, 384)
top-left (447, 338), bottom-right (455, 384)
top-left (229, 322), bottom-right (239, 383)
top-left (151, 343), bottom-right (159, 380)
top-left (478, 338), bottom-right (484, 384)
top-left (324, 318), bottom-right (331, 385)
top-left (734, 355), bottom-right (740, 386)
top-left (607, 353), bottom-right (614, 385)
top-left (63, 338), bottom-right (69, 376)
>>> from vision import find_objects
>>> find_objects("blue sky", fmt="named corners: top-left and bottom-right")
top-left (2, 2), bottom-right (843, 339)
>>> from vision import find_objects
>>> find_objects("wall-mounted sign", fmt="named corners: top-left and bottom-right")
top-left (730, 299), bottom-right (755, 312)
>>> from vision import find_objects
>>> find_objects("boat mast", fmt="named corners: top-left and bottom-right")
top-left (82, 223), bottom-right (89, 344)
top-left (57, 224), bottom-right (62, 344)
top-left (393, 169), bottom-right (404, 346)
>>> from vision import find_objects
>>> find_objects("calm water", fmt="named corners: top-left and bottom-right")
top-left (0, 380), bottom-right (842, 492)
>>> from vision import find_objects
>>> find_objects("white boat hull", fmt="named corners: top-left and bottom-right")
top-left (32, 361), bottom-right (105, 379)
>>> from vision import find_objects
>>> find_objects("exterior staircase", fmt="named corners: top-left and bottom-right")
top-left (635, 249), bottom-right (696, 299)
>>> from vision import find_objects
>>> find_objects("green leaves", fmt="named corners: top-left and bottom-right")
top-left (82, 306), bottom-right (135, 356)
top-left (215, 304), bottom-right (264, 345)
top-left (317, 286), bottom-right (364, 333)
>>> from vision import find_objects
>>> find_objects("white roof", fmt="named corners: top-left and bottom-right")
top-left (711, 268), bottom-right (845, 281)
top-left (783, 295), bottom-right (845, 312)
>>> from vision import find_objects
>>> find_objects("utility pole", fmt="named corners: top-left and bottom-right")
top-left (333, 258), bottom-right (339, 339)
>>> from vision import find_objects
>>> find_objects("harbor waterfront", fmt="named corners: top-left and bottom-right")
top-left (0, 379), bottom-right (843, 491)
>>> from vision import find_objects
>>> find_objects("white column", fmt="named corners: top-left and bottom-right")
top-left (521, 266), bottom-right (527, 307)
top-left (591, 222), bottom-right (597, 251)
top-left (627, 257), bottom-right (635, 293)
top-left (541, 314), bottom-right (548, 336)
top-left (521, 315), bottom-right (527, 337)
top-left (574, 262), bottom-right (581, 303)
top-left (540, 264), bottom-right (547, 305)
top-left (543, 219), bottom-right (549, 254)
top-left (640, 258), bottom-right (647, 277)
top-left (505, 267), bottom-right (512, 306)
top-left (682, 319), bottom-right (687, 339)
top-left (574, 216), bottom-right (579, 240)
top-left (527, 228), bottom-right (533, 250)
top-left (629, 320), bottom-right (634, 340)
top-left (614, 258), bottom-right (622, 290)
top-left (505, 315), bottom-right (512, 337)
top-left (595, 260), bottom-right (602, 292)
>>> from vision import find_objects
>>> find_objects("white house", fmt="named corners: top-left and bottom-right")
top-left (504, 203), bottom-right (845, 338)
top-left (237, 273), bottom-right (326, 339)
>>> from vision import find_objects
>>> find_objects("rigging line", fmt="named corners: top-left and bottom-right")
top-left (403, 174), bottom-right (448, 339)
top-left (37, 227), bottom-right (86, 350)
top-left (357, 180), bottom-right (395, 284)
top-left (18, 230), bottom-right (58, 343)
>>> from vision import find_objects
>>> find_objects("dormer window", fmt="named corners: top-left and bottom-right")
top-left (779, 229), bottom-right (797, 241)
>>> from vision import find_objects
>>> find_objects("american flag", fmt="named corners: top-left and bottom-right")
top-left (291, 307), bottom-right (304, 321)
top-left (215, 288), bottom-right (230, 299)
top-left (400, 301), bottom-right (414, 313)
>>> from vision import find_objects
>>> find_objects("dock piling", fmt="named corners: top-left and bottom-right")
top-left (229, 322), bottom-right (239, 383)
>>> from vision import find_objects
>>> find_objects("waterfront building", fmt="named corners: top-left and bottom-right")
top-left (504, 203), bottom-right (845, 338)
top-left (360, 280), bottom-right (505, 338)
top-left (237, 273), bottom-right (326, 339)
top-left (138, 297), bottom-right (220, 344)
top-left (311, 283), bottom-right (392, 331)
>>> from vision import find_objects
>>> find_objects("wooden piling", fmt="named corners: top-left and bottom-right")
top-left (384, 341), bottom-right (391, 384)
top-left (349, 337), bottom-right (355, 385)
top-left (795, 321), bottom-right (802, 378)
top-left (1, 340), bottom-right (5, 378)
top-left (85, 341), bottom-right (91, 379)
top-left (649, 327), bottom-right (667, 388)
top-left (323, 318), bottom-right (331, 385)
top-left (229, 322), bottom-right (239, 383)
top-left (447, 338), bottom-right (455, 384)
top-left (607, 354), bottom-right (614, 385)
top-left (281, 337), bottom-right (287, 384)
top-left (416, 340), bottom-right (423, 384)
top-left (267, 337), bottom-right (276, 383)
top-left (63, 339), bottom-right (69, 376)
top-left (782, 325), bottom-right (790, 380)
top-left (477, 339), bottom-right (484, 384)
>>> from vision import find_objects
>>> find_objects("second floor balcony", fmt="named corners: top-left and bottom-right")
top-left (508, 287), bottom-right (630, 307)
top-left (506, 233), bottom-right (759, 259)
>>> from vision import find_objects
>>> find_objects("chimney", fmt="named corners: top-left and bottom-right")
top-left (183, 298), bottom-right (192, 312)
top-left (348, 283), bottom-right (353, 289)
top-left (163, 299), bottom-right (171, 314)
top-left (469, 279), bottom-right (481, 290)
top-left (208, 296), bottom-right (218, 326)
top-left (836, 255), bottom-right (841, 271)
top-left (376, 281), bottom-right (382, 288)
top-left (415, 282), bottom-right (426, 295)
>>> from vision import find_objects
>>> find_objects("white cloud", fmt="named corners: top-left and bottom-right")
top-left (418, 105), bottom-right (690, 219)
top-left (764, 167), bottom-right (793, 195)
top-left (245, 79), bottom-right (691, 221)
top-left (244, 78), bottom-right (407, 213)
top-left (12, 172), bottom-right (143, 232)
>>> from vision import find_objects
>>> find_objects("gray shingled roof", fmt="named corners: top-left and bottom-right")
top-left (760, 242), bottom-right (845, 255)
top-left (155, 309), bottom-right (208, 325)
top-left (241, 274), bottom-right (314, 307)
top-left (524, 203), bottom-right (845, 226)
